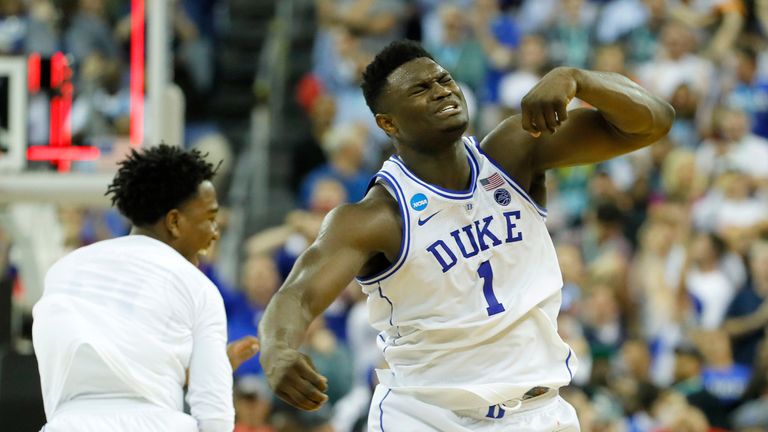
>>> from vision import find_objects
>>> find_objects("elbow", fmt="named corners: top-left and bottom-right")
top-left (648, 99), bottom-right (676, 142)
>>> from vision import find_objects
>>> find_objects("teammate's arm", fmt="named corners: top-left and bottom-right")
top-left (482, 67), bottom-right (675, 187)
top-left (259, 190), bottom-right (399, 411)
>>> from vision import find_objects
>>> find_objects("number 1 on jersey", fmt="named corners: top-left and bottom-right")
top-left (477, 260), bottom-right (505, 316)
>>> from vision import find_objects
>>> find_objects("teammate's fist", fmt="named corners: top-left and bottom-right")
top-left (520, 67), bottom-right (577, 137)
top-left (261, 346), bottom-right (329, 411)
top-left (227, 335), bottom-right (260, 371)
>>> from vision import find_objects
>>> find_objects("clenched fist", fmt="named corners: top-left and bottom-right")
top-left (520, 67), bottom-right (578, 137)
top-left (261, 346), bottom-right (329, 411)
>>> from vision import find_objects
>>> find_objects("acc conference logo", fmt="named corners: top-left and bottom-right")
top-left (494, 188), bottom-right (511, 206)
top-left (410, 193), bottom-right (429, 211)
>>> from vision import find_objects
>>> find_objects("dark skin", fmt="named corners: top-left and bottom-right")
top-left (132, 180), bottom-right (221, 266)
top-left (259, 58), bottom-right (675, 411)
top-left (131, 180), bottom-right (260, 371)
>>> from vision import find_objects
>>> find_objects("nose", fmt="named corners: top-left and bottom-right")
top-left (432, 82), bottom-right (451, 100)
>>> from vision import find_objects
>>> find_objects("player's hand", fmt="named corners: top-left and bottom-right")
top-left (227, 335), bottom-right (260, 371)
top-left (262, 346), bottom-right (329, 411)
top-left (520, 67), bottom-right (578, 137)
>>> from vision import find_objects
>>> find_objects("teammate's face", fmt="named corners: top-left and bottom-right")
top-left (175, 180), bottom-right (220, 263)
top-left (375, 58), bottom-right (468, 148)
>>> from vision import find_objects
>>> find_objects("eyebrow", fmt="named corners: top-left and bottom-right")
top-left (409, 72), bottom-right (450, 90)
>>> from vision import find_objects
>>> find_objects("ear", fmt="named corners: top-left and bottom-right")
top-left (375, 113), bottom-right (397, 138)
top-left (165, 209), bottom-right (182, 239)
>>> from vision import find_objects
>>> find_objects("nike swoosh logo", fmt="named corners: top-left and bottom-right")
top-left (417, 210), bottom-right (442, 226)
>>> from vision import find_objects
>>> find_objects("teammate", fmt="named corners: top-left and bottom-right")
top-left (33, 144), bottom-right (258, 432)
top-left (259, 40), bottom-right (675, 431)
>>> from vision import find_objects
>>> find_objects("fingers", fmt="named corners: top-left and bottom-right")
top-left (524, 104), bottom-right (569, 137)
top-left (542, 105), bottom-right (559, 133)
top-left (297, 355), bottom-right (329, 392)
top-left (521, 104), bottom-right (538, 137)
top-left (532, 110), bottom-right (548, 137)
top-left (227, 336), bottom-right (260, 371)
top-left (273, 354), bottom-right (329, 411)
top-left (279, 381), bottom-right (328, 411)
top-left (555, 102), bottom-right (568, 124)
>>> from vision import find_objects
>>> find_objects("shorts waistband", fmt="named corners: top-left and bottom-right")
top-left (455, 388), bottom-right (558, 420)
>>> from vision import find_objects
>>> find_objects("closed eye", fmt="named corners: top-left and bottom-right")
top-left (410, 86), bottom-right (428, 96)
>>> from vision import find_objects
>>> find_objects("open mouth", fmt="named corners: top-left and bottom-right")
top-left (198, 240), bottom-right (215, 256)
top-left (436, 103), bottom-right (461, 116)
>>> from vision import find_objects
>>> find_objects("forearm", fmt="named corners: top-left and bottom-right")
top-left (725, 305), bottom-right (768, 337)
top-left (245, 225), bottom-right (293, 256)
top-left (708, 12), bottom-right (743, 59)
top-left (570, 68), bottom-right (673, 138)
top-left (259, 288), bottom-right (314, 354)
top-left (475, 26), bottom-right (514, 69)
top-left (758, 0), bottom-right (768, 34)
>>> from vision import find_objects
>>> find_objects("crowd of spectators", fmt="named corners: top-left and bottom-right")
top-left (3, 0), bottom-right (768, 431)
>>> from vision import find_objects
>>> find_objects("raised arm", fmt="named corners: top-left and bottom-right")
top-left (482, 67), bottom-right (675, 190)
top-left (258, 188), bottom-right (400, 411)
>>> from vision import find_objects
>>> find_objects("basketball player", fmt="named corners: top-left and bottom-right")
top-left (259, 41), bottom-right (675, 431)
top-left (33, 144), bottom-right (258, 432)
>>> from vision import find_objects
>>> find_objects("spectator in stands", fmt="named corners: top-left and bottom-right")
top-left (722, 45), bottom-right (768, 139)
top-left (672, 345), bottom-right (705, 396)
top-left (315, 0), bottom-right (406, 53)
top-left (64, 0), bottom-right (119, 63)
top-left (247, 177), bottom-right (348, 279)
top-left (471, 0), bottom-right (519, 111)
top-left (498, 33), bottom-right (551, 113)
top-left (661, 149), bottom-right (707, 204)
top-left (689, 330), bottom-right (751, 429)
top-left (0, 0), bottom-right (26, 54)
top-left (25, 0), bottom-right (59, 55)
top-left (222, 254), bottom-right (282, 377)
top-left (548, 0), bottom-right (597, 69)
top-left (668, 0), bottom-right (745, 60)
top-left (299, 123), bottom-right (372, 208)
top-left (234, 375), bottom-right (275, 432)
top-left (425, 4), bottom-right (485, 96)
top-left (70, 54), bottom-right (130, 140)
top-left (723, 241), bottom-right (768, 366)
top-left (634, 20), bottom-right (715, 101)
top-left (668, 83), bottom-right (703, 148)
top-left (682, 233), bottom-right (736, 330)
top-left (695, 107), bottom-right (768, 183)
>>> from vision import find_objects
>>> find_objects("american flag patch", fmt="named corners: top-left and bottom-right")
top-left (479, 172), bottom-right (504, 191)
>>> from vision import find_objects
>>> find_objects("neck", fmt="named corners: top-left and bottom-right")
top-left (131, 225), bottom-right (191, 262)
top-left (397, 138), bottom-right (470, 190)
top-left (698, 259), bottom-right (718, 271)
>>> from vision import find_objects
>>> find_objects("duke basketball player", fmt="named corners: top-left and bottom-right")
top-left (258, 40), bottom-right (674, 431)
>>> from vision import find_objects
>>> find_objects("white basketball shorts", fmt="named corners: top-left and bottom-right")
top-left (368, 384), bottom-right (580, 432)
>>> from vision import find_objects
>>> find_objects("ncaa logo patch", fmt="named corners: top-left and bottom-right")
top-left (494, 188), bottom-right (511, 206)
top-left (410, 193), bottom-right (429, 211)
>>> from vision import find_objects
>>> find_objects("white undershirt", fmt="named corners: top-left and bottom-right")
top-left (33, 235), bottom-right (234, 432)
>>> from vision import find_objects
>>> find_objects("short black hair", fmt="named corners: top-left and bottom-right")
top-left (106, 144), bottom-right (217, 227)
top-left (361, 40), bottom-right (434, 114)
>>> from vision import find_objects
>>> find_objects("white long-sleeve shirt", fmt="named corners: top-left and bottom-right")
top-left (32, 235), bottom-right (234, 432)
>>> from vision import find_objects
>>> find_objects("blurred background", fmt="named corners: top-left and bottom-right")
top-left (1, 0), bottom-right (768, 431)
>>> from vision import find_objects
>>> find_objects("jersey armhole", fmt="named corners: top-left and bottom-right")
top-left (468, 136), bottom-right (548, 218)
top-left (356, 173), bottom-right (411, 285)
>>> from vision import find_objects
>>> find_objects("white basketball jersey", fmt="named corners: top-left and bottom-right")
top-left (356, 137), bottom-right (576, 410)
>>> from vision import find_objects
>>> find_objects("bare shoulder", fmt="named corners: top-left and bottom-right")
top-left (318, 184), bottom-right (401, 258)
top-left (479, 114), bottom-right (538, 191)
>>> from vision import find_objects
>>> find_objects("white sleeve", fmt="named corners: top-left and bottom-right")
top-left (185, 276), bottom-right (234, 432)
